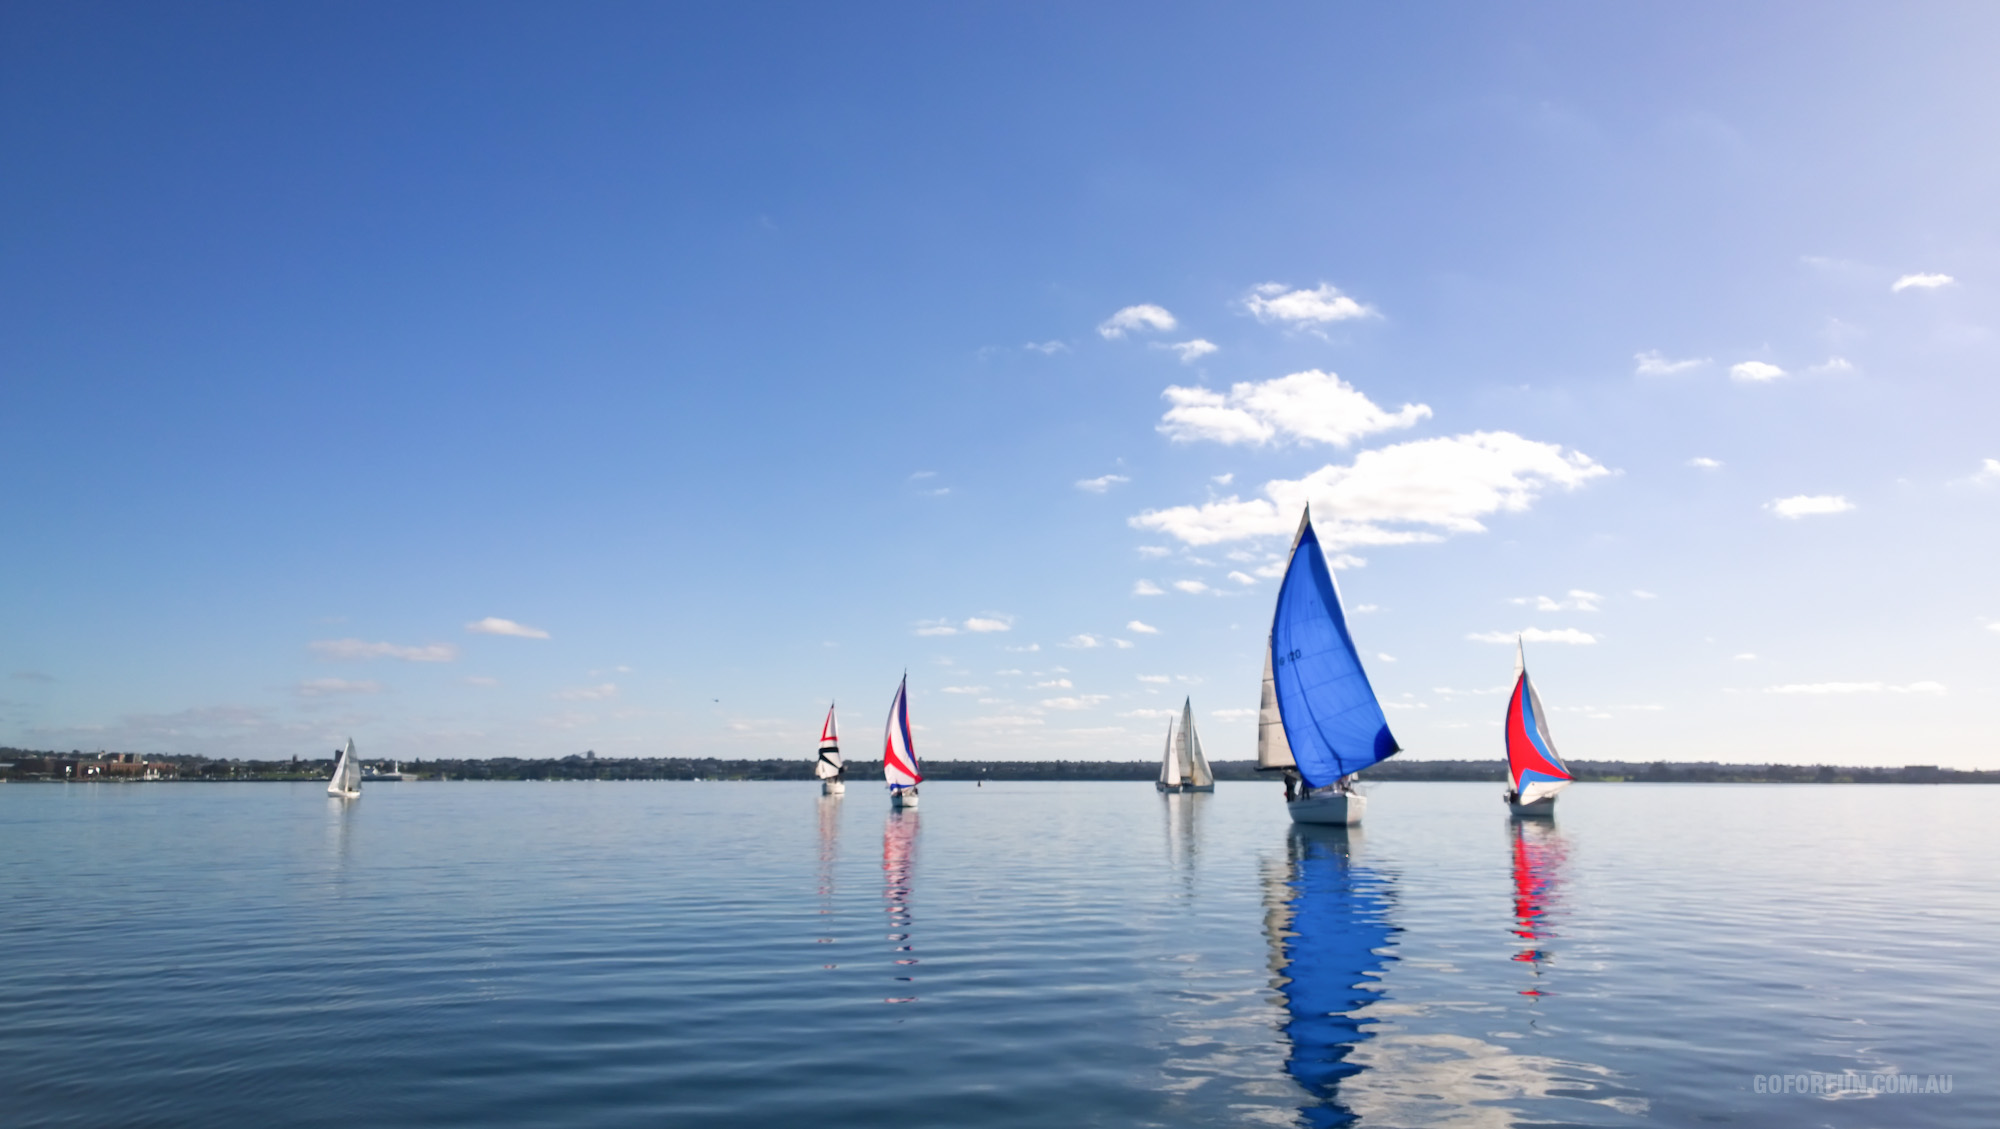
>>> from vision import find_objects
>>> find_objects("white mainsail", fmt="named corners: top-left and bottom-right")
top-left (1256, 644), bottom-right (1297, 770)
top-left (815, 704), bottom-right (843, 780)
top-left (1158, 718), bottom-right (1182, 789)
top-left (1178, 697), bottom-right (1215, 789)
top-left (327, 738), bottom-right (361, 797)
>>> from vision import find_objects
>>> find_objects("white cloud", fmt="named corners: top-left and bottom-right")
top-left (941, 685), bottom-right (988, 694)
top-left (1113, 638), bottom-right (1134, 649)
top-left (1768, 494), bottom-right (1854, 519)
top-left (1634, 351), bottom-right (1709, 376)
top-left (311, 638), bottom-right (458, 662)
top-left (1469, 628), bottom-right (1598, 645)
top-left (1352, 604), bottom-right (1378, 613)
top-left (1510, 590), bottom-right (1601, 613)
top-left (1126, 620), bottom-right (1160, 634)
top-left (963, 616), bottom-right (1014, 633)
top-left (1891, 273), bottom-right (1955, 292)
top-left (1971, 459), bottom-right (2000, 484)
top-left (1137, 674), bottom-right (1171, 684)
top-left (1730, 361), bottom-right (1786, 383)
top-left (1041, 695), bottom-right (1110, 710)
top-left (1688, 457), bottom-right (1723, 469)
top-left (1226, 570), bottom-right (1258, 586)
top-left (1212, 473), bottom-right (1234, 486)
top-left (1764, 681), bottom-right (1945, 695)
top-left (557, 683), bottom-right (619, 701)
top-left (1098, 304), bottom-right (1177, 339)
top-left (1131, 431), bottom-right (1609, 547)
top-left (1136, 545), bottom-right (1173, 558)
top-left (1173, 580), bottom-right (1210, 595)
top-left (1076, 474), bottom-right (1131, 493)
top-left (914, 619), bottom-right (959, 636)
top-left (1211, 708), bottom-right (1258, 720)
top-left (1809, 357), bottom-right (1855, 374)
top-left (1632, 590), bottom-right (1658, 600)
top-left (465, 617), bottom-right (550, 639)
top-left (297, 678), bottom-right (382, 697)
top-left (1377, 653), bottom-right (1397, 663)
top-left (1064, 634), bottom-right (1103, 649)
top-left (1133, 580), bottom-right (1164, 597)
top-left (1034, 678), bottom-right (1073, 689)
top-left (1244, 282), bottom-right (1379, 325)
top-left (1157, 339), bottom-right (1218, 364)
top-left (1158, 370), bottom-right (1430, 447)
top-left (1003, 643), bottom-right (1041, 653)
top-left (1023, 340), bottom-right (1069, 355)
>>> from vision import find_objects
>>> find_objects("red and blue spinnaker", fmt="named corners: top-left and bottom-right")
top-left (1505, 643), bottom-right (1572, 805)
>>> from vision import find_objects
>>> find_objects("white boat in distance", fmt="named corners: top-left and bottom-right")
top-left (327, 738), bottom-right (362, 798)
top-left (1504, 639), bottom-right (1574, 817)
top-left (816, 703), bottom-right (846, 795)
top-left (883, 676), bottom-right (923, 808)
top-left (1263, 508), bottom-right (1401, 825)
top-left (1156, 698), bottom-right (1215, 793)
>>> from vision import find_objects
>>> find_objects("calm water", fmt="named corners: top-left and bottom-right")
top-left (2, 780), bottom-right (1992, 1127)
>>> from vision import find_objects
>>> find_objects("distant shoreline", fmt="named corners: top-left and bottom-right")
top-left (4, 750), bottom-right (1994, 785)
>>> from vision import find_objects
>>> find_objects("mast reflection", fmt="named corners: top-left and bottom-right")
top-left (1509, 819), bottom-right (1569, 997)
top-left (881, 809), bottom-right (920, 1003)
top-left (1266, 825), bottom-right (1398, 1127)
top-left (1162, 790), bottom-right (1205, 879)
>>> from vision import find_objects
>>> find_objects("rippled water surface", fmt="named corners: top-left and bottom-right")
top-left (2, 780), bottom-right (1992, 1127)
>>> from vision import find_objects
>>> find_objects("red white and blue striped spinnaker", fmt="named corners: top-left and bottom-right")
top-left (1505, 658), bottom-right (1572, 805)
top-left (883, 676), bottom-right (923, 789)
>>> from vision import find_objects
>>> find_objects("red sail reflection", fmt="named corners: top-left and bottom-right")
top-left (1509, 820), bottom-right (1569, 995)
top-left (882, 810), bottom-right (920, 1003)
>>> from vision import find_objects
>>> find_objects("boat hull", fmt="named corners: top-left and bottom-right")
top-left (1507, 795), bottom-right (1556, 818)
top-left (890, 789), bottom-right (918, 808)
top-left (327, 788), bottom-right (360, 799)
top-left (1156, 782), bottom-right (1215, 793)
top-left (1287, 791), bottom-right (1365, 826)
top-left (821, 780), bottom-right (845, 795)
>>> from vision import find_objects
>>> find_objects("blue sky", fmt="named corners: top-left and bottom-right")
top-left (4, 3), bottom-right (1998, 766)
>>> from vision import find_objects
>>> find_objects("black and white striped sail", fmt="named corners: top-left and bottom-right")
top-left (814, 704), bottom-right (843, 779)
top-left (327, 738), bottom-right (361, 797)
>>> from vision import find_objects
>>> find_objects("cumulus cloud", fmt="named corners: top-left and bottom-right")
top-left (1098, 304), bottom-right (1177, 339)
top-left (1970, 459), bottom-right (2000, 485)
top-left (1688, 457), bottom-right (1723, 469)
top-left (1730, 361), bottom-right (1786, 383)
top-left (1076, 474), bottom-right (1131, 493)
top-left (1131, 431), bottom-right (1609, 547)
top-left (466, 617), bottom-right (550, 639)
top-left (914, 619), bottom-right (958, 636)
top-left (1244, 282), bottom-right (1378, 325)
top-left (1132, 579), bottom-right (1165, 596)
top-left (1035, 678), bottom-right (1073, 689)
top-left (1809, 357), bottom-right (1855, 375)
top-left (1023, 340), bottom-right (1069, 355)
top-left (1768, 495), bottom-right (1854, 519)
top-left (1158, 370), bottom-right (1430, 447)
top-left (311, 638), bottom-right (458, 662)
top-left (1891, 273), bottom-right (1955, 292)
top-left (1136, 545), bottom-right (1173, 558)
top-left (1127, 620), bottom-right (1160, 635)
top-left (1173, 580), bottom-right (1210, 595)
top-left (1227, 570), bottom-right (1258, 585)
top-left (1510, 590), bottom-right (1601, 612)
top-left (1468, 628), bottom-right (1598, 645)
top-left (297, 678), bottom-right (382, 697)
top-left (964, 616), bottom-right (1014, 633)
top-left (1634, 351), bottom-right (1709, 376)
top-left (1064, 634), bottom-right (1103, 649)
top-left (556, 683), bottom-right (619, 701)
top-left (1157, 339), bottom-right (1218, 363)
top-left (1041, 694), bottom-right (1110, 710)
top-left (1764, 681), bottom-right (1945, 695)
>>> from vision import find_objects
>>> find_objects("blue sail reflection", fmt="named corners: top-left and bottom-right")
top-left (1269, 826), bottom-right (1398, 1127)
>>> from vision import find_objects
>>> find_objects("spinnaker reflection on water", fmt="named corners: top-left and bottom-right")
top-left (1264, 825), bottom-right (1397, 1126)
top-left (882, 810), bottom-right (920, 1003)
top-left (1510, 819), bottom-right (1570, 993)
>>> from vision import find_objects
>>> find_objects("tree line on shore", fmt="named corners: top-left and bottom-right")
top-left (3, 748), bottom-right (1995, 784)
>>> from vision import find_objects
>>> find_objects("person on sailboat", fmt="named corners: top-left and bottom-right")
top-left (1283, 768), bottom-right (1301, 803)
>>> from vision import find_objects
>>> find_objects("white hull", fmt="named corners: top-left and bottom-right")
top-left (891, 789), bottom-right (918, 808)
top-left (1507, 795), bottom-right (1557, 818)
top-left (1288, 791), bottom-right (1365, 826)
top-left (821, 779), bottom-right (845, 795)
top-left (327, 788), bottom-right (360, 799)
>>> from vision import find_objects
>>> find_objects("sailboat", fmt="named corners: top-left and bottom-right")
top-left (815, 703), bottom-right (846, 795)
top-left (1504, 639), bottom-right (1573, 817)
top-left (327, 737), bottom-right (361, 798)
top-left (1155, 698), bottom-right (1216, 793)
top-left (1264, 507), bottom-right (1401, 825)
top-left (883, 675), bottom-right (923, 808)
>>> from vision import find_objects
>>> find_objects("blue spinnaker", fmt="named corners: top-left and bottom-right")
top-left (1270, 518), bottom-right (1400, 790)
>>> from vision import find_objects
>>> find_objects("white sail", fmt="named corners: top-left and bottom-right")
top-left (1256, 643), bottom-right (1296, 770)
top-left (1180, 698), bottom-right (1215, 788)
top-left (327, 738), bottom-right (361, 796)
top-left (815, 704), bottom-right (843, 779)
top-left (1159, 718), bottom-right (1182, 787)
